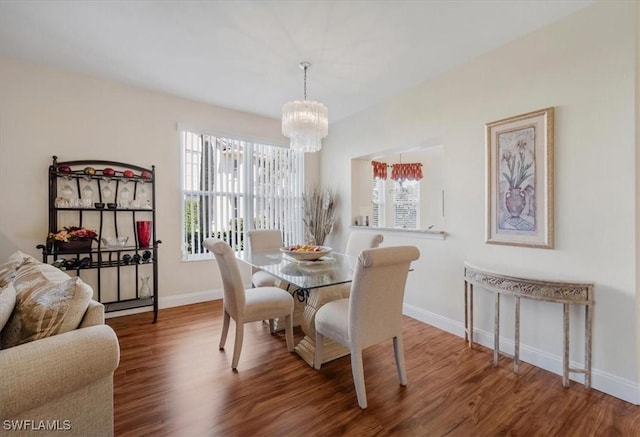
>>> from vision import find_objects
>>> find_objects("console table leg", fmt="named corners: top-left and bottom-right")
top-left (585, 303), bottom-right (592, 388)
top-left (494, 292), bottom-right (500, 366)
top-left (563, 303), bottom-right (570, 387)
top-left (465, 282), bottom-right (473, 349)
top-left (469, 283), bottom-right (474, 348)
top-left (464, 280), bottom-right (468, 343)
top-left (514, 296), bottom-right (520, 373)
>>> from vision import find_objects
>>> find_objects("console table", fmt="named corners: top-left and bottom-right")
top-left (463, 262), bottom-right (594, 388)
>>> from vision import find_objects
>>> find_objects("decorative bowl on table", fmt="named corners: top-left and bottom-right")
top-left (280, 245), bottom-right (332, 261)
top-left (101, 236), bottom-right (129, 248)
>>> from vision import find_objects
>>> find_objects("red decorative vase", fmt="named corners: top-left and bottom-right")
top-left (136, 221), bottom-right (151, 248)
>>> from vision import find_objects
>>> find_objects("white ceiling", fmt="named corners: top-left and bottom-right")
top-left (0, 0), bottom-right (597, 123)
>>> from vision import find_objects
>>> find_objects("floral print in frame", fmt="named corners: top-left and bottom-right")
top-left (486, 107), bottom-right (554, 249)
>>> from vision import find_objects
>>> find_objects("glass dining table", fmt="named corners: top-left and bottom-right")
top-left (237, 249), bottom-right (355, 367)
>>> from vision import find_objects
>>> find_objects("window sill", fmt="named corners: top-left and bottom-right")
top-left (349, 226), bottom-right (447, 240)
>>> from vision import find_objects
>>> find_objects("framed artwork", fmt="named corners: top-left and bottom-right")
top-left (486, 107), bottom-right (554, 248)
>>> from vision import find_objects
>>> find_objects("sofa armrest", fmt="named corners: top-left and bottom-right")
top-left (0, 325), bottom-right (120, 419)
top-left (78, 300), bottom-right (106, 328)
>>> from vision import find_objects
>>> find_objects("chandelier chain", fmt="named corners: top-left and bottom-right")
top-left (303, 64), bottom-right (307, 100)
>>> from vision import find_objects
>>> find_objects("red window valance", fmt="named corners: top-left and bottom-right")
top-left (391, 163), bottom-right (423, 182)
top-left (371, 160), bottom-right (388, 180)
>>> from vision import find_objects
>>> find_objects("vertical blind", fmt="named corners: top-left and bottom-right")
top-left (181, 131), bottom-right (305, 260)
top-left (372, 177), bottom-right (385, 227)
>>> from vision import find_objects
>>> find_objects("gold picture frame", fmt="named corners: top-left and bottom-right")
top-left (486, 107), bottom-right (554, 249)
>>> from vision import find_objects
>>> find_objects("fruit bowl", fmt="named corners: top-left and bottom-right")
top-left (280, 245), bottom-right (332, 261)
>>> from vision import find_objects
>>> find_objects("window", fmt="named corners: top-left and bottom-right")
top-left (371, 178), bottom-right (420, 230)
top-left (371, 177), bottom-right (385, 227)
top-left (392, 180), bottom-right (420, 229)
top-left (354, 147), bottom-right (444, 232)
top-left (181, 131), bottom-right (305, 260)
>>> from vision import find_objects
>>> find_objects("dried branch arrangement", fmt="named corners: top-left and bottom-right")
top-left (303, 186), bottom-right (337, 246)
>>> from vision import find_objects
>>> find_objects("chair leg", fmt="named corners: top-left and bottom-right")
top-left (313, 330), bottom-right (324, 370)
top-left (284, 314), bottom-right (294, 352)
top-left (351, 349), bottom-right (368, 409)
top-left (269, 319), bottom-right (276, 334)
top-left (219, 310), bottom-right (230, 350)
top-left (393, 335), bottom-right (408, 386)
top-left (231, 322), bottom-right (244, 370)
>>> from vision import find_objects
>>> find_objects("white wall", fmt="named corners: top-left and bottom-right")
top-left (323, 2), bottom-right (639, 403)
top-left (0, 57), bottom-right (319, 306)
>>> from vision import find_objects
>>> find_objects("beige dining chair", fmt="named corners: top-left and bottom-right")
top-left (247, 229), bottom-right (294, 333)
top-left (203, 237), bottom-right (294, 370)
top-left (314, 245), bottom-right (420, 409)
top-left (247, 229), bottom-right (283, 288)
top-left (301, 230), bottom-right (385, 354)
top-left (332, 230), bottom-right (384, 298)
top-left (345, 231), bottom-right (384, 257)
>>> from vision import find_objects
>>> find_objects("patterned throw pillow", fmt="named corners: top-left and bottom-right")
top-left (0, 282), bottom-right (17, 347)
top-left (0, 251), bottom-right (38, 287)
top-left (1, 262), bottom-right (92, 349)
top-left (0, 261), bottom-right (17, 288)
top-left (12, 256), bottom-right (73, 295)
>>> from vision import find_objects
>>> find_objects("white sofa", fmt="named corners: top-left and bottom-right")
top-left (0, 252), bottom-right (120, 436)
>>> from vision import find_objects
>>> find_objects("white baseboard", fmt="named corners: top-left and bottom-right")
top-left (159, 288), bottom-right (223, 308)
top-left (105, 288), bottom-right (222, 319)
top-left (403, 303), bottom-right (640, 405)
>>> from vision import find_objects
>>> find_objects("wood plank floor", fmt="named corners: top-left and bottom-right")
top-left (107, 301), bottom-right (640, 436)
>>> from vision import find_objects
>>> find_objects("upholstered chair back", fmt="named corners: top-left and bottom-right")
top-left (248, 230), bottom-right (283, 252)
top-left (345, 231), bottom-right (384, 257)
top-left (203, 238), bottom-right (245, 320)
top-left (348, 245), bottom-right (419, 349)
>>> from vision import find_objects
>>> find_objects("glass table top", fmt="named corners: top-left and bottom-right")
top-left (238, 249), bottom-right (356, 290)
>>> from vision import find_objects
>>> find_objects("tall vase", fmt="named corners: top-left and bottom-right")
top-left (136, 220), bottom-right (151, 248)
top-left (139, 276), bottom-right (152, 298)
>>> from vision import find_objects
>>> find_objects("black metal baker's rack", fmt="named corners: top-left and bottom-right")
top-left (38, 156), bottom-right (161, 322)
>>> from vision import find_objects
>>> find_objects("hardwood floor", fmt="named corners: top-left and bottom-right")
top-left (107, 301), bottom-right (639, 436)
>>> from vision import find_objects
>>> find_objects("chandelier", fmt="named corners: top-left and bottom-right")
top-left (282, 62), bottom-right (328, 153)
